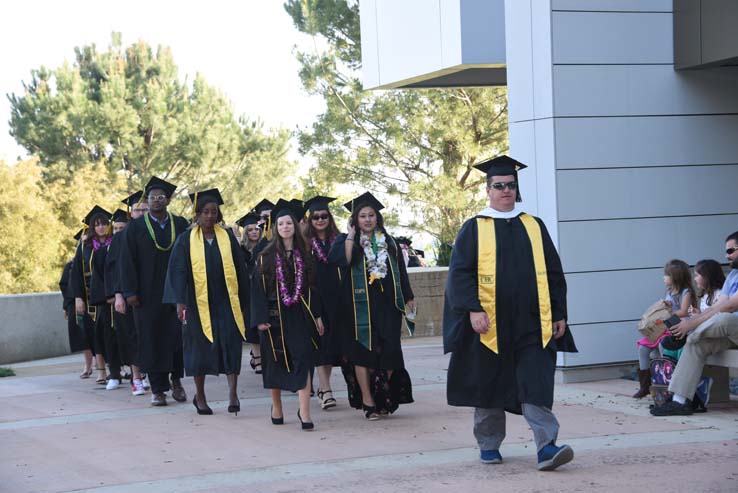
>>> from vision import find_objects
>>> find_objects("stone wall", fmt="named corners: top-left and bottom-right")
top-left (403, 267), bottom-right (448, 338)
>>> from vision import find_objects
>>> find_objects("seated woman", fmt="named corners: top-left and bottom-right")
top-left (251, 199), bottom-right (325, 431)
top-left (164, 189), bottom-right (249, 416)
top-left (328, 192), bottom-right (416, 420)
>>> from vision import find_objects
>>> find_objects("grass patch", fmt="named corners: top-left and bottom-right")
top-left (0, 367), bottom-right (15, 377)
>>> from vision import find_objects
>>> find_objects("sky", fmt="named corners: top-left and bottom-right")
top-left (0, 0), bottom-right (324, 163)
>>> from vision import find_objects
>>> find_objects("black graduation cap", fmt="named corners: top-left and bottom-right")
top-left (395, 236), bottom-right (413, 246)
top-left (121, 191), bottom-right (144, 208)
top-left (270, 198), bottom-right (306, 225)
top-left (144, 176), bottom-right (177, 198)
top-left (111, 209), bottom-right (129, 223)
top-left (304, 195), bottom-right (337, 214)
top-left (236, 212), bottom-right (259, 228)
top-left (73, 228), bottom-right (84, 241)
top-left (473, 155), bottom-right (526, 202)
top-left (83, 205), bottom-right (112, 226)
top-left (414, 249), bottom-right (425, 258)
top-left (252, 199), bottom-right (275, 216)
top-left (343, 192), bottom-right (385, 213)
top-left (188, 188), bottom-right (224, 209)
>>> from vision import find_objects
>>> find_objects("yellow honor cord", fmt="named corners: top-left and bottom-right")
top-left (190, 225), bottom-right (246, 343)
top-left (476, 218), bottom-right (498, 353)
top-left (476, 214), bottom-right (553, 353)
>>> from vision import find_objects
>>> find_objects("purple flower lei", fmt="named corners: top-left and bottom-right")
top-left (310, 235), bottom-right (335, 264)
top-left (275, 249), bottom-right (305, 307)
top-left (92, 236), bottom-right (111, 251)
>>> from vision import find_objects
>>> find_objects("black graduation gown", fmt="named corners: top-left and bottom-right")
top-left (69, 243), bottom-right (96, 353)
top-left (163, 230), bottom-right (248, 376)
top-left (311, 238), bottom-right (346, 366)
top-left (89, 243), bottom-right (111, 358)
top-left (105, 233), bottom-right (135, 366)
top-left (250, 254), bottom-right (322, 392)
top-left (328, 234), bottom-right (414, 370)
top-left (240, 244), bottom-right (260, 344)
top-left (59, 261), bottom-right (87, 353)
top-left (443, 214), bottom-right (577, 412)
top-left (118, 213), bottom-right (189, 373)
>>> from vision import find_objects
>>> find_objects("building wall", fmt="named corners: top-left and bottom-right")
top-left (506, 0), bottom-right (738, 367)
top-left (0, 293), bottom-right (68, 365)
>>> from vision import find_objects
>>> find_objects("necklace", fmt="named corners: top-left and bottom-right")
top-left (144, 212), bottom-right (176, 251)
top-left (275, 249), bottom-right (305, 307)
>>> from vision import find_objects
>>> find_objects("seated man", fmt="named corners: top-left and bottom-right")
top-left (652, 231), bottom-right (738, 416)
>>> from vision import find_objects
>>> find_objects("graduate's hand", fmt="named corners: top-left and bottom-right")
top-left (470, 311), bottom-right (490, 334)
top-left (114, 294), bottom-right (126, 314)
top-left (64, 310), bottom-right (68, 320)
top-left (126, 295), bottom-right (141, 307)
top-left (75, 298), bottom-right (85, 315)
top-left (106, 297), bottom-right (114, 305)
top-left (553, 319), bottom-right (567, 339)
top-left (406, 299), bottom-right (416, 314)
top-left (258, 323), bottom-right (271, 332)
top-left (316, 317), bottom-right (325, 336)
top-left (346, 219), bottom-right (355, 237)
top-left (176, 304), bottom-right (186, 322)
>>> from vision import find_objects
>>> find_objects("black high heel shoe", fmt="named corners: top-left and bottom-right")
top-left (362, 403), bottom-right (380, 421)
top-left (228, 399), bottom-right (240, 416)
top-left (297, 410), bottom-right (314, 431)
top-left (251, 355), bottom-right (262, 375)
top-left (193, 397), bottom-right (213, 415)
top-left (271, 405), bottom-right (284, 425)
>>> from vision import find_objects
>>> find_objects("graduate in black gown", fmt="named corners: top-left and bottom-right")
top-left (164, 189), bottom-right (249, 416)
top-left (119, 177), bottom-right (189, 406)
top-left (251, 200), bottom-right (325, 431)
top-left (251, 198), bottom-right (275, 260)
top-left (59, 233), bottom-right (92, 378)
top-left (71, 206), bottom-right (111, 385)
top-left (443, 155), bottom-right (577, 471)
top-left (328, 192), bottom-right (416, 420)
top-left (303, 195), bottom-right (345, 411)
top-left (236, 211), bottom-right (263, 374)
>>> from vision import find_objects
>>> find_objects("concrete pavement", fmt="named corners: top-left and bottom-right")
top-left (2, 337), bottom-right (737, 492)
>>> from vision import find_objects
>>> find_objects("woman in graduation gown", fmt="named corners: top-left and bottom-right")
top-left (163, 189), bottom-right (249, 415)
top-left (71, 206), bottom-right (112, 385)
top-left (303, 195), bottom-right (345, 410)
top-left (328, 192), bottom-right (416, 420)
top-left (60, 230), bottom-right (93, 378)
top-left (236, 212), bottom-right (263, 374)
top-left (251, 200), bottom-right (325, 430)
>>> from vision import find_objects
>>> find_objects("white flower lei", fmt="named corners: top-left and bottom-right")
top-left (360, 231), bottom-right (388, 284)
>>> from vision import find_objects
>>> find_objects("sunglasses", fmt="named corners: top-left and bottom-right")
top-left (489, 181), bottom-right (518, 191)
top-left (727, 247), bottom-right (738, 255)
top-left (311, 213), bottom-right (330, 221)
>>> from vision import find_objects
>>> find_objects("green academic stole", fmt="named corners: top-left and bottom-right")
top-left (189, 225), bottom-right (246, 343)
top-left (350, 237), bottom-right (415, 351)
top-left (476, 214), bottom-right (552, 354)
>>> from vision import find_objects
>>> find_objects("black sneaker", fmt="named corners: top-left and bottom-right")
top-left (650, 399), bottom-right (693, 416)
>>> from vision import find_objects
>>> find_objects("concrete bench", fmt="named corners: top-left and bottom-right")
top-left (704, 349), bottom-right (738, 403)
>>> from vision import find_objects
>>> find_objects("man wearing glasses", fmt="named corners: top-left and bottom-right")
top-left (652, 231), bottom-right (738, 416)
top-left (443, 155), bottom-right (578, 471)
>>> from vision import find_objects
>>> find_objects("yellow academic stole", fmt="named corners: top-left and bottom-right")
top-left (190, 225), bottom-right (246, 342)
top-left (476, 214), bottom-right (552, 353)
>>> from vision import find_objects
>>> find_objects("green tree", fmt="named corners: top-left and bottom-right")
top-left (8, 33), bottom-right (296, 219)
top-left (0, 159), bottom-right (65, 293)
top-left (284, 0), bottom-right (508, 263)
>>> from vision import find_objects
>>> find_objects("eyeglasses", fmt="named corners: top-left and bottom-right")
top-left (311, 214), bottom-right (329, 221)
top-left (489, 181), bottom-right (518, 191)
top-left (148, 194), bottom-right (167, 201)
top-left (727, 247), bottom-right (738, 255)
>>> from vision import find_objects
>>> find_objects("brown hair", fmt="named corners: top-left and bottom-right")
top-left (664, 259), bottom-right (698, 309)
top-left (84, 213), bottom-right (110, 245)
top-left (694, 259), bottom-right (726, 306)
top-left (258, 212), bottom-right (315, 289)
top-left (304, 208), bottom-right (340, 241)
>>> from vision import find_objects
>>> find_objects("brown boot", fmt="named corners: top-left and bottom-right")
top-left (632, 369), bottom-right (651, 398)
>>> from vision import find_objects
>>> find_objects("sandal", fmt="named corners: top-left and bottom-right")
top-left (79, 368), bottom-right (92, 379)
top-left (253, 356), bottom-right (262, 375)
top-left (362, 403), bottom-right (380, 421)
top-left (249, 350), bottom-right (256, 370)
top-left (95, 372), bottom-right (108, 385)
top-left (317, 390), bottom-right (337, 410)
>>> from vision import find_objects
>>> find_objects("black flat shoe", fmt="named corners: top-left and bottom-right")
top-left (193, 397), bottom-right (213, 415)
top-left (228, 400), bottom-right (240, 416)
top-left (271, 405), bottom-right (284, 425)
top-left (362, 403), bottom-right (380, 421)
top-left (297, 410), bottom-right (314, 431)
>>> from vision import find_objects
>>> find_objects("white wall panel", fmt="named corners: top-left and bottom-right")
top-left (359, 0), bottom-right (381, 89)
top-left (532, 0), bottom-right (554, 119)
top-left (553, 65), bottom-right (738, 117)
top-left (440, 0), bottom-right (463, 68)
top-left (508, 120), bottom-right (539, 215)
top-left (504, 0), bottom-right (534, 122)
top-left (566, 268), bottom-right (664, 325)
top-left (557, 165), bottom-right (738, 221)
top-left (552, 0), bottom-right (672, 12)
top-left (460, 0), bottom-right (505, 64)
top-left (559, 215), bottom-right (736, 273)
top-left (562, 322), bottom-right (640, 367)
top-left (552, 12), bottom-right (673, 64)
top-left (555, 115), bottom-right (738, 169)
top-left (534, 118), bottom-right (559, 244)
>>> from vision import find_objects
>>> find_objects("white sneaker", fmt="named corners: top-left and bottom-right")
top-left (142, 375), bottom-right (151, 389)
top-left (106, 378), bottom-right (120, 391)
top-left (131, 379), bottom-right (146, 396)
